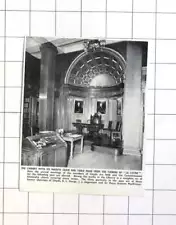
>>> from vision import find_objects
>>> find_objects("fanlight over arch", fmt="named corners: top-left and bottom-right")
top-left (64, 40), bottom-right (126, 88)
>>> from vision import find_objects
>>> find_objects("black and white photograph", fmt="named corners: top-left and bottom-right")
top-left (97, 101), bottom-right (106, 114)
top-left (21, 37), bottom-right (148, 172)
top-left (74, 100), bottom-right (84, 113)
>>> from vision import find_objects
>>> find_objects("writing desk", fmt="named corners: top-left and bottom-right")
top-left (72, 122), bottom-right (104, 134)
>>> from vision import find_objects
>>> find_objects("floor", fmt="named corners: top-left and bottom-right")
top-left (67, 140), bottom-right (142, 170)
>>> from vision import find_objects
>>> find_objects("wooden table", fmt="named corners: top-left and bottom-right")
top-left (62, 134), bottom-right (84, 159)
top-left (72, 122), bottom-right (104, 133)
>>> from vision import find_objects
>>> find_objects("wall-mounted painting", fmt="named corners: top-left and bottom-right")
top-left (117, 98), bottom-right (122, 115)
top-left (74, 100), bottom-right (83, 113)
top-left (97, 101), bottom-right (106, 114)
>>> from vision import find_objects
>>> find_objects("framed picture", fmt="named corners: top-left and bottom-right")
top-left (97, 101), bottom-right (106, 114)
top-left (74, 100), bottom-right (83, 113)
top-left (117, 98), bottom-right (122, 115)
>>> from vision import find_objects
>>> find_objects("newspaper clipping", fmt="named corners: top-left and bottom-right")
top-left (20, 37), bottom-right (148, 195)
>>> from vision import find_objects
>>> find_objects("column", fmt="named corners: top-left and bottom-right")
top-left (56, 85), bottom-right (68, 131)
top-left (39, 42), bottom-right (57, 131)
top-left (122, 43), bottom-right (143, 155)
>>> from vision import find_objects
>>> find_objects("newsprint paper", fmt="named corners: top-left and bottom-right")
top-left (20, 37), bottom-right (148, 196)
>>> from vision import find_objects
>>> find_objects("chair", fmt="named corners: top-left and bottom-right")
top-left (76, 119), bottom-right (82, 123)
top-left (103, 121), bottom-right (113, 130)
top-left (72, 119), bottom-right (82, 133)
top-left (108, 121), bottom-right (113, 130)
top-left (111, 121), bottom-right (123, 155)
top-left (112, 121), bottom-right (122, 136)
top-left (102, 121), bottom-right (113, 137)
top-left (99, 120), bottom-right (104, 134)
top-left (115, 121), bottom-right (120, 131)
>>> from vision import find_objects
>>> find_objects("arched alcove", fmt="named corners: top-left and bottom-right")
top-left (60, 44), bottom-right (126, 132)
top-left (64, 46), bottom-right (126, 88)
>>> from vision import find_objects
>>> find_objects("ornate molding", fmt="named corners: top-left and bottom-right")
top-left (83, 39), bottom-right (106, 52)
top-left (65, 45), bottom-right (126, 88)
top-left (63, 83), bottom-right (124, 98)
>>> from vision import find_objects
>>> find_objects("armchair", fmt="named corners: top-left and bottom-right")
top-left (88, 113), bottom-right (104, 140)
top-left (111, 121), bottom-right (123, 155)
top-left (102, 121), bottom-right (113, 137)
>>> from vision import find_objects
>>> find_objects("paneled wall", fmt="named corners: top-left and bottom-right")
top-left (55, 92), bottom-right (122, 132)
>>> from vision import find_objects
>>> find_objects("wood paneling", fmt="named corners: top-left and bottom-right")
top-left (55, 89), bottom-right (122, 132)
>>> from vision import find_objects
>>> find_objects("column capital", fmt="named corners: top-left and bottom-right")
top-left (40, 42), bottom-right (58, 54)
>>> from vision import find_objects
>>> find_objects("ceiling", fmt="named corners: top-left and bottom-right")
top-left (26, 37), bottom-right (117, 59)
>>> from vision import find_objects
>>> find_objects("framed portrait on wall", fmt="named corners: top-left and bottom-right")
top-left (74, 100), bottom-right (83, 113)
top-left (97, 101), bottom-right (106, 114)
top-left (117, 98), bottom-right (122, 115)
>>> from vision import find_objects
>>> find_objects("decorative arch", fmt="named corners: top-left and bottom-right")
top-left (64, 46), bottom-right (126, 88)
